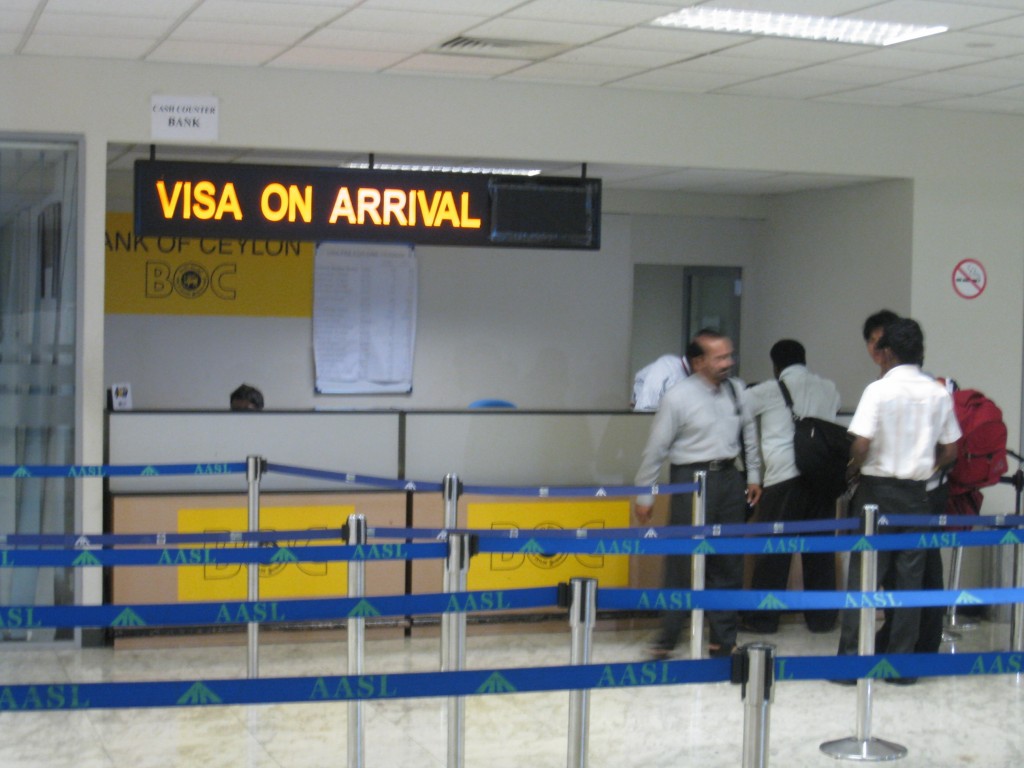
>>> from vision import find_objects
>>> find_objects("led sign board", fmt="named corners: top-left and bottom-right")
top-left (134, 160), bottom-right (601, 249)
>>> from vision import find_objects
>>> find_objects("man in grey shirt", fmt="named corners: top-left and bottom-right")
top-left (744, 339), bottom-right (841, 633)
top-left (635, 330), bottom-right (762, 658)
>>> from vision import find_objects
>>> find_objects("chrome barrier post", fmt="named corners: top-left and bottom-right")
top-left (944, 546), bottom-right (976, 635)
top-left (739, 643), bottom-right (776, 768)
top-left (690, 471), bottom-right (707, 660)
top-left (440, 472), bottom-right (462, 675)
top-left (443, 524), bottom-right (470, 768)
top-left (567, 577), bottom-right (598, 768)
top-left (1011, 536), bottom-right (1024, 660)
top-left (346, 514), bottom-right (367, 768)
top-left (821, 505), bottom-right (907, 761)
top-left (246, 455), bottom-right (264, 679)
top-left (440, 472), bottom-right (463, 671)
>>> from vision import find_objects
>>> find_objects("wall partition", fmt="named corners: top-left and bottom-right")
top-left (0, 140), bottom-right (79, 643)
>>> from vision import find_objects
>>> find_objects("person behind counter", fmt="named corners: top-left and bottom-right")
top-left (230, 384), bottom-right (264, 411)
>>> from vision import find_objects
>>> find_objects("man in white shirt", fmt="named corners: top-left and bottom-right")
top-left (864, 309), bottom-right (948, 655)
top-left (634, 331), bottom-right (762, 658)
top-left (744, 340), bottom-right (842, 633)
top-left (631, 349), bottom-right (693, 411)
top-left (836, 318), bottom-right (961, 680)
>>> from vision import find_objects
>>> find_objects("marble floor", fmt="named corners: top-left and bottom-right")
top-left (0, 618), bottom-right (1021, 768)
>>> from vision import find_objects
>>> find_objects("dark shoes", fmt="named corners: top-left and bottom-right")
top-left (645, 645), bottom-right (673, 661)
top-left (739, 621), bottom-right (778, 635)
top-left (884, 676), bottom-right (918, 686)
top-left (708, 643), bottom-right (735, 658)
top-left (829, 677), bottom-right (918, 686)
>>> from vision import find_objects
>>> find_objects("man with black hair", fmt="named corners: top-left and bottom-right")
top-left (863, 309), bottom-right (949, 655)
top-left (837, 318), bottom-right (961, 680)
top-left (634, 330), bottom-right (762, 658)
top-left (230, 384), bottom-right (264, 411)
top-left (862, 309), bottom-right (900, 370)
top-left (744, 339), bottom-right (841, 633)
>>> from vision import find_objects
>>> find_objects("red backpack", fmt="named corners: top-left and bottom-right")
top-left (947, 388), bottom-right (1008, 497)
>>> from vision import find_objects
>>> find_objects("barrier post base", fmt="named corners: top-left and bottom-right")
top-left (819, 737), bottom-right (908, 762)
top-left (944, 614), bottom-right (978, 631)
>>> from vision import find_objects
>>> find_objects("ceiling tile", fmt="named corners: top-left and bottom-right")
top-left (899, 29), bottom-right (1024, 56)
top-left (612, 67), bottom-right (757, 92)
top-left (846, 0), bottom-right (1019, 28)
top-left (503, 60), bottom-right (645, 84)
top-left (360, 0), bottom-right (521, 13)
top-left (386, 52), bottom-right (531, 76)
top-left (551, 44), bottom-right (684, 67)
top-left (189, 1), bottom-right (343, 26)
top-left (464, 17), bottom-right (623, 45)
top-left (269, 45), bottom-right (410, 71)
top-left (44, 0), bottom-right (195, 17)
top-left (325, 8), bottom-right (482, 35)
top-left (33, 13), bottom-right (168, 37)
top-left (719, 73), bottom-right (859, 99)
top-left (170, 20), bottom-right (309, 46)
top-left (23, 34), bottom-right (152, 58)
top-left (598, 26), bottom-right (751, 54)
top-left (300, 26), bottom-right (441, 52)
top-left (506, 0), bottom-right (671, 26)
top-left (148, 40), bottom-right (285, 66)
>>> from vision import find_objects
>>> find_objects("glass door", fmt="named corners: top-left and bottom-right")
top-left (684, 266), bottom-right (743, 375)
top-left (0, 141), bottom-right (79, 642)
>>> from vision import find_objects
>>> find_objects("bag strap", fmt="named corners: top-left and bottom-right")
top-left (725, 379), bottom-right (747, 473)
top-left (777, 379), bottom-right (799, 421)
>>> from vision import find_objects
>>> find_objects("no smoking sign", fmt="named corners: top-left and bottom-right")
top-left (952, 258), bottom-right (987, 300)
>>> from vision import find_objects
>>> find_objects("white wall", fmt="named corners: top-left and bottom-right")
top-left (748, 180), bottom-right (914, 409)
top-left (3, 54), bottom-right (1024, 530)
top-left (104, 211), bottom-right (767, 410)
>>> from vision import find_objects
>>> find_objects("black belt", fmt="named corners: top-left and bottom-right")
top-left (859, 475), bottom-right (926, 489)
top-left (677, 458), bottom-right (737, 472)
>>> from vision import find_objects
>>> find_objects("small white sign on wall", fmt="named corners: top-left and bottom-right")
top-left (150, 95), bottom-right (219, 142)
top-left (109, 383), bottom-right (132, 411)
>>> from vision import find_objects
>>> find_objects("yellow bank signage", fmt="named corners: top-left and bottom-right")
top-left (105, 212), bottom-right (313, 316)
top-left (176, 505), bottom-right (349, 602)
top-left (134, 160), bottom-right (601, 249)
top-left (467, 500), bottom-right (630, 590)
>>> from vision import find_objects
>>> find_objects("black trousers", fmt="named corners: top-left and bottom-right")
top-left (838, 476), bottom-right (930, 656)
top-left (876, 484), bottom-right (947, 653)
top-left (746, 476), bottom-right (837, 633)
top-left (656, 462), bottom-right (746, 651)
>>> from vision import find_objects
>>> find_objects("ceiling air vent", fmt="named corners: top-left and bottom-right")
top-left (432, 35), bottom-right (569, 60)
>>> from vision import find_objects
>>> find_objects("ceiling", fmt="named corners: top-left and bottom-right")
top-left (10, 0), bottom-right (1024, 195)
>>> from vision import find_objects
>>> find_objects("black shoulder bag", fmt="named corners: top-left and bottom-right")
top-left (778, 379), bottom-right (852, 499)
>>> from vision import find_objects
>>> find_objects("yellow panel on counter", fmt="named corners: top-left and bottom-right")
top-left (467, 500), bottom-right (630, 590)
top-left (176, 505), bottom-right (350, 601)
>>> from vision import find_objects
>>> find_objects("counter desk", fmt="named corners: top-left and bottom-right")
top-left (107, 410), bottom-right (668, 644)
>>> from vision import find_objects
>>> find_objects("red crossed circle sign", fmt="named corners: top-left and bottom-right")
top-left (952, 258), bottom-right (987, 300)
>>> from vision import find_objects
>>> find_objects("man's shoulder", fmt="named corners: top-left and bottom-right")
top-left (807, 370), bottom-right (840, 395)
top-left (748, 378), bottom-right (781, 398)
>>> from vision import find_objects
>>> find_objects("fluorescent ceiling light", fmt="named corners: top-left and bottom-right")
top-left (651, 7), bottom-right (947, 47)
top-left (346, 162), bottom-right (541, 176)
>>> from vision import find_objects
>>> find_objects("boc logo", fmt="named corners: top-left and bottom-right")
top-left (146, 261), bottom-right (237, 299)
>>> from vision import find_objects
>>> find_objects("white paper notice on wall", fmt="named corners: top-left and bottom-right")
top-left (313, 243), bottom-right (417, 395)
top-left (150, 95), bottom-right (219, 142)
